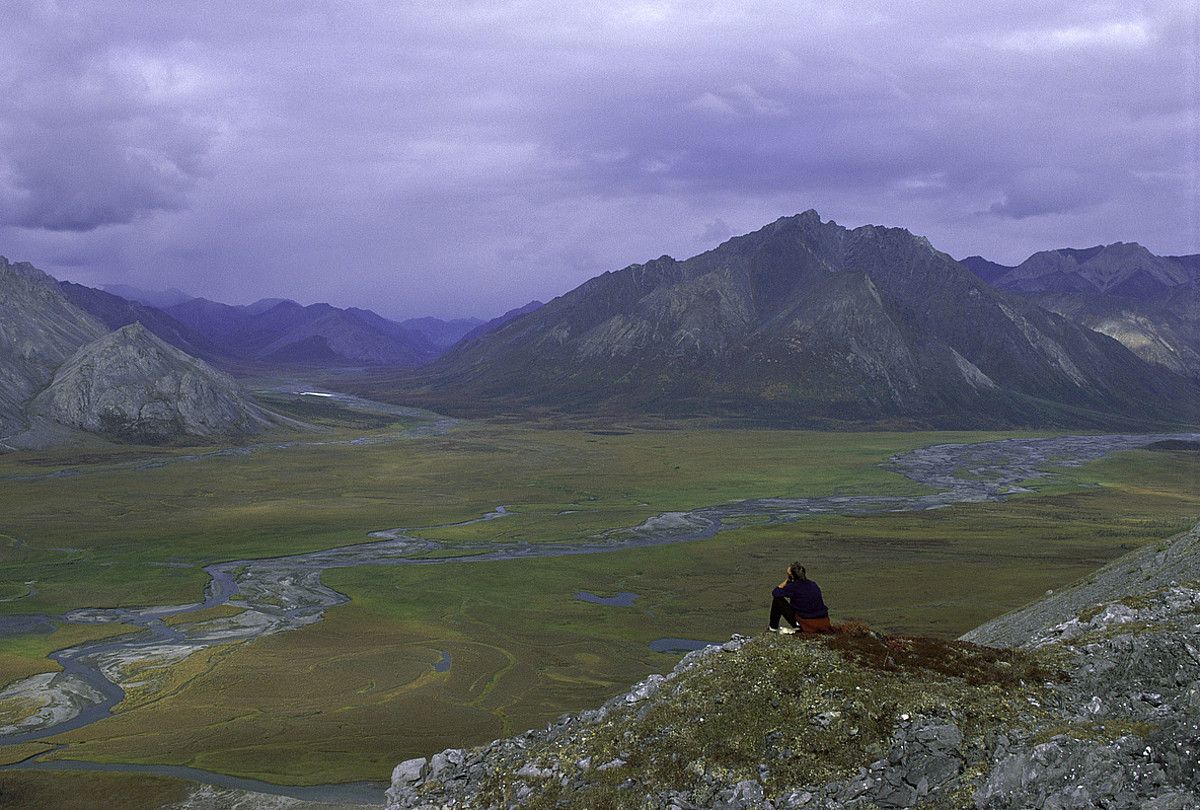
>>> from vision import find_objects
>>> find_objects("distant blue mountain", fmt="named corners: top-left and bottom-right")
top-left (397, 316), bottom-right (484, 348)
top-left (163, 298), bottom-right (440, 367)
top-left (99, 283), bottom-right (194, 309)
top-left (59, 281), bottom-right (222, 362)
top-left (963, 243), bottom-right (1200, 379)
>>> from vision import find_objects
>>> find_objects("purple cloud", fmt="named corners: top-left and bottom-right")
top-left (987, 167), bottom-right (1113, 219)
top-left (0, 1), bottom-right (1193, 319)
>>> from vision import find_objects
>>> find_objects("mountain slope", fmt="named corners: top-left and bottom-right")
top-left (459, 300), bottom-right (544, 344)
top-left (165, 298), bottom-right (440, 367)
top-left (58, 281), bottom-right (223, 361)
top-left (29, 323), bottom-right (272, 443)
top-left (957, 255), bottom-right (1012, 285)
top-left (398, 316), bottom-right (485, 348)
top-left (989, 243), bottom-right (1198, 296)
top-left (2, 257), bottom-right (288, 447)
top-left (99, 283), bottom-right (194, 309)
top-left (411, 212), bottom-right (1198, 427)
top-left (0, 257), bottom-right (108, 437)
top-left (966, 244), bottom-right (1200, 378)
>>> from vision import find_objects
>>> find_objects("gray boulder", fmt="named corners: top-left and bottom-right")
top-left (391, 757), bottom-right (428, 785)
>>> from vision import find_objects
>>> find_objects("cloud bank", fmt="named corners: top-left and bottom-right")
top-left (1, 0), bottom-right (1194, 317)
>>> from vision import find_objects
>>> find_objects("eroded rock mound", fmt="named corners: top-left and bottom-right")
top-left (0, 256), bottom-right (108, 438)
top-left (30, 323), bottom-right (270, 443)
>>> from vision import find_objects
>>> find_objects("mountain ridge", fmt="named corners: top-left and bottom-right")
top-left (399, 212), bottom-right (1198, 427)
top-left (163, 297), bottom-right (441, 368)
top-left (0, 256), bottom-right (109, 438)
top-left (1, 258), bottom-right (284, 447)
top-left (962, 243), bottom-right (1200, 379)
top-left (30, 323), bottom-right (274, 443)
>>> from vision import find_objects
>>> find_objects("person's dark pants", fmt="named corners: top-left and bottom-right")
top-left (769, 596), bottom-right (798, 629)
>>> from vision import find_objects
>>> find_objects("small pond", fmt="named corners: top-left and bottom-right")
top-left (575, 591), bottom-right (639, 607)
top-left (648, 638), bottom-right (717, 654)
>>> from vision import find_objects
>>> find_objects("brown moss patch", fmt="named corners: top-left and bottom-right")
top-left (819, 633), bottom-right (1059, 688)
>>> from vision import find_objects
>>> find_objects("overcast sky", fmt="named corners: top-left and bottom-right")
top-left (1, 1), bottom-right (1196, 319)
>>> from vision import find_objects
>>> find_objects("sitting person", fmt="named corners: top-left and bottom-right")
top-left (769, 562), bottom-right (831, 635)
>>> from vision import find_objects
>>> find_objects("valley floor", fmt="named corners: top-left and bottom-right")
top-left (0, 396), bottom-right (1196, 808)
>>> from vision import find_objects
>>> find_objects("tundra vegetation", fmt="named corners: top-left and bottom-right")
top-left (0, 401), bottom-right (1195, 801)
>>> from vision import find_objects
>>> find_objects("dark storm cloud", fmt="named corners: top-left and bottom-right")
top-left (0, 1), bottom-right (1194, 318)
top-left (0, 8), bottom-right (225, 231)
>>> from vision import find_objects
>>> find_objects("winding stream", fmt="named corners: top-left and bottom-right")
top-left (1, 430), bottom-right (1196, 802)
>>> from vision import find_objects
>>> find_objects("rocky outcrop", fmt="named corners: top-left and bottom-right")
top-left (385, 522), bottom-right (1200, 809)
top-left (964, 520), bottom-right (1200, 648)
top-left (161, 786), bottom-right (362, 810)
top-left (29, 323), bottom-right (272, 443)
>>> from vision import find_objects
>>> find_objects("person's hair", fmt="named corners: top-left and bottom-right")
top-left (788, 562), bottom-right (807, 581)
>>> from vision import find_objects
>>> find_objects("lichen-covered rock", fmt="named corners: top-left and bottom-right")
top-left (964, 520), bottom-right (1200, 648)
top-left (30, 323), bottom-right (270, 442)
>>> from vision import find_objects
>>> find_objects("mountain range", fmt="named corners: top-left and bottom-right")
top-left (5, 213), bottom-right (1198, 442)
top-left (961, 244), bottom-right (1200, 378)
top-left (399, 211), bottom-right (1198, 428)
top-left (157, 297), bottom-right (440, 367)
top-left (30, 323), bottom-right (275, 444)
top-left (67, 288), bottom-right (511, 370)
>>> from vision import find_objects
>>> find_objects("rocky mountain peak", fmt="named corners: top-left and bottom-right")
top-left (0, 255), bottom-right (58, 286)
top-left (413, 212), bottom-right (1198, 426)
top-left (994, 241), bottom-right (1193, 295)
top-left (0, 259), bottom-right (109, 437)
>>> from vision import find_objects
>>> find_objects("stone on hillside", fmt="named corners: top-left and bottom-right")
top-left (391, 757), bottom-right (427, 785)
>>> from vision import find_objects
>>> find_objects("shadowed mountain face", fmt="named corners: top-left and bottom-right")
top-left (164, 298), bottom-right (440, 367)
top-left (459, 300), bottom-right (544, 344)
top-left (399, 316), bottom-right (485, 348)
top-left (413, 212), bottom-right (1198, 427)
top-left (59, 281), bottom-right (222, 362)
top-left (958, 256), bottom-right (1012, 285)
top-left (962, 245), bottom-right (1200, 379)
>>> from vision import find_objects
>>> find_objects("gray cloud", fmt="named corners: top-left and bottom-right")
top-left (0, 17), bottom-right (227, 232)
top-left (987, 167), bottom-right (1113, 219)
top-left (0, 0), bottom-right (1194, 318)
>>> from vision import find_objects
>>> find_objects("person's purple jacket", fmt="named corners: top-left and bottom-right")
top-left (772, 578), bottom-right (828, 619)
